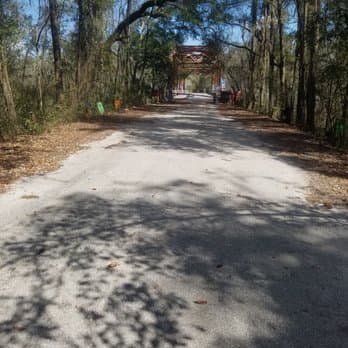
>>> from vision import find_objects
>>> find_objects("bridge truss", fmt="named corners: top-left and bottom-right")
top-left (172, 45), bottom-right (222, 93)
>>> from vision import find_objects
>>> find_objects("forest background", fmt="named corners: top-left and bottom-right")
top-left (0, 0), bottom-right (347, 146)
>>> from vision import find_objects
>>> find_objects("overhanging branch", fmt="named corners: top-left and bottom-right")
top-left (105, 0), bottom-right (178, 47)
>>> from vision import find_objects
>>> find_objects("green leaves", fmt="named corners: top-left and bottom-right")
top-left (0, 0), bottom-right (21, 44)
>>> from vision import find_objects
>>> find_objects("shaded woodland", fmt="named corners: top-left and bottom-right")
top-left (0, 1), bottom-right (347, 146)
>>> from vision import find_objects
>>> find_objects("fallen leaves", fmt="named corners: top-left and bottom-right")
top-left (0, 104), bottom-right (169, 193)
top-left (106, 261), bottom-right (120, 269)
top-left (35, 247), bottom-right (46, 255)
top-left (104, 143), bottom-right (119, 149)
top-left (0, 122), bottom-right (115, 193)
top-left (21, 194), bottom-right (40, 199)
top-left (194, 300), bottom-right (208, 305)
top-left (13, 324), bottom-right (26, 331)
top-left (323, 202), bottom-right (334, 210)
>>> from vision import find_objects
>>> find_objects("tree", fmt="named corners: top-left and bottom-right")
top-left (48, 0), bottom-right (63, 99)
top-left (249, 0), bottom-right (258, 109)
top-left (305, 0), bottom-right (320, 131)
top-left (0, 0), bottom-right (18, 138)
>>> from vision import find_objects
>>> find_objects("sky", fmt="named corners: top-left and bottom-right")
top-left (21, 0), bottom-right (39, 21)
top-left (184, 37), bottom-right (203, 46)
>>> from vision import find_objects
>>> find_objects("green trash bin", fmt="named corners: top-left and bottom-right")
top-left (97, 102), bottom-right (105, 115)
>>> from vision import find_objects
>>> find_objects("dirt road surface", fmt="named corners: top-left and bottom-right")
top-left (0, 95), bottom-right (347, 348)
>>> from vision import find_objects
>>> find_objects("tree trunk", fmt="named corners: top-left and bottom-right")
top-left (306, 0), bottom-right (320, 132)
top-left (124, 0), bottom-right (133, 106)
top-left (0, 46), bottom-right (17, 136)
top-left (260, 0), bottom-right (270, 113)
top-left (48, 0), bottom-right (63, 100)
top-left (276, 0), bottom-right (287, 121)
top-left (248, 0), bottom-right (258, 109)
top-left (268, 1), bottom-right (275, 115)
top-left (76, 0), bottom-right (88, 100)
top-left (296, 0), bottom-right (307, 127)
top-left (76, 0), bottom-right (104, 107)
top-left (342, 82), bottom-right (348, 122)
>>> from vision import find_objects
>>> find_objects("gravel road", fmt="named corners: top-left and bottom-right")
top-left (0, 95), bottom-right (347, 348)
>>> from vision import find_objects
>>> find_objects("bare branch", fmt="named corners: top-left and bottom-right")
top-left (105, 0), bottom-right (178, 47)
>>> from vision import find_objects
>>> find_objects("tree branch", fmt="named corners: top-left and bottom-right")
top-left (227, 22), bottom-right (251, 33)
top-left (217, 37), bottom-right (254, 54)
top-left (105, 0), bottom-right (178, 47)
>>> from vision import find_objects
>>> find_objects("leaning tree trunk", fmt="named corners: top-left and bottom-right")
top-left (0, 46), bottom-right (17, 137)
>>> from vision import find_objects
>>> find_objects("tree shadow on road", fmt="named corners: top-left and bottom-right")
top-left (115, 112), bottom-right (262, 157)
top-left (111, 103), bottom-right (347, 207)
top-left (218, 106), bottom-right (348, 179)
top-left (0, 179), bottom-right (347, 347)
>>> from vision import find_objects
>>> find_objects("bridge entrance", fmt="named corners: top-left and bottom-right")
top-left (172, 45), bottom-right (222, 95)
